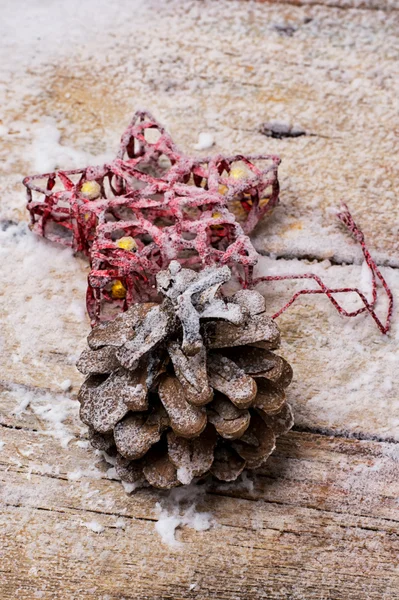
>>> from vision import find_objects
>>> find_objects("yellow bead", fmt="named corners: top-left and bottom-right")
top-left (111, 280), bottom-right (127, 299)
top-left (81, 181), bottom-right (101, 200)
top-left (218, 184), bottom-right (228, 195)
top-left (229, 165), bottom-right (248, 180)
top-left (116, 236), bottom-right (137, 252)
top-left (259, 197), bottom-right (270, 208)
top-left (210, 211), bottom-right (224, 230)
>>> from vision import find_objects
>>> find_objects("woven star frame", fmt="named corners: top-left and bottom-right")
top-left (23, 110), bottom-right (279, 323)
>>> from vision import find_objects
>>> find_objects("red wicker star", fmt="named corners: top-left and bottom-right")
top-left (23, 110), bottom-right (279, 323)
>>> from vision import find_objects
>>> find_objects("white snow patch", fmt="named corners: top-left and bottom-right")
top-left (67, 470), bottom-right (82, 481)
top-left (177, 466), bottom-right (192, 485)
top-left (67, 465), bottom-right (103, 481)
top-left (75, 440), bottom-right (90, 449)
top-left (382, 377), bottom-right (393, 392)
top-left (194, 132), bottom-right (214, 150)
top-left (32, 119), bottom-right (89, 173)
top-left (102, 451), bottom-right (117, 466)
top-left (155, 511), bottom-right (182, 548)
top-left (82, 520), bottom-right (104, 534)
top-left (59, 379), bottom-right (72, 392)
top-left (9, 385), bottom-right (78, 447)
top-left (154, 483), bottom-right (213, 548)
top-left (122, 480), bottom-right (142, 494)
top-left (0, 224), bottom-right (88, 370)
top-left (107, 467), bottom-right (119, 480)
top-left (30, 118), bottom-right (115, 174)
top-left (0, 441), bottom-right (5, 451)
top-left (114, 518), bottom-right (126, 529)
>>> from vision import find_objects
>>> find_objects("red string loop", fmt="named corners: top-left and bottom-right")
top-left (253, 203), bottom-right (393, 335)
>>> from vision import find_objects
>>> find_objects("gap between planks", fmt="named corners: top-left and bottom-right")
top-left (253, 0), bottom-right (399, 13)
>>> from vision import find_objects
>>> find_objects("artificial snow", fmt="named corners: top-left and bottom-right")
top-left (253, 254), bottom-right (399, 440)
top-left (114, 518), bottom-right (126, 529)
top-left (59, 379), bottom-right (72, 392)
top-left (193, 132), bottom-right (214, 151)
top-left (32, 119), bottom-right (90, 173)
top-left (0, 222), bottom-right (88, 373)
top-left (122, 481), bottom-right (142, 494)
top-left (67, 470), bottom-right (83, 481)
top-left (9, 384), bottom-right (78, 448)
top-left (154, 483), bottom-right (213, 548)
top-left (82, 520), bottom-right (105, 534)
top-left (0, 0), bottom-right (398, 567)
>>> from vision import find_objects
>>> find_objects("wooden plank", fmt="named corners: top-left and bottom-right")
top-left (1, 427), bottom-right (398, 600)
top-left (1, 1), bottom-right (399, 598)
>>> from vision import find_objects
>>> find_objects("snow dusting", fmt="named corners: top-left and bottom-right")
top-left (254, 254), bottom-right (399, 440)
top-left (82, 520), bottom-right (105, 534)
top-left (0, 2), bottom-right (398, 584)
top-left (155, 483), bottom-right (213, 548)
top-left (8, 384), bottom-right (78, 447)
top-left (193, 132), bottom-right (215, 151)
top-left (59, 379), bottom-right (72, 392)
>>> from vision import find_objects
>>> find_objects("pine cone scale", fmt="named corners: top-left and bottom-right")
top-left (253, 380), bottom-right (286, 415)
top-left (158, 376), bottom-right (207, 439)
top-left (207, 353), bottom-right (257, 409)
top-left (77, 346), bottom-right (120, 375)
top-left (232, 414), bottom-right (276, 469)
top-left (88, 303), bottom-right (158, 350)
top-left (79, 374), bottom-right (130, 433)
top-left (142, 448), bottom-right (180, 489)
top-left (167, 426), bottom-right (217, 484)
top-left (210, 446), bottom-right (246, 482)
top-left (116, 305), bottom-right (175, 370)
top-left (256, 403), bottom-right (294, 437)
top-left (207, 396), bottom-right (250, 440)
top-left (115, 454), bottom-right (145, 485)
top-left (202, 314), bottom-right (280, 351)
top-left (167, 343), bottom-right (213, 406)
top-left (114, 413), bottom-right (163, 460)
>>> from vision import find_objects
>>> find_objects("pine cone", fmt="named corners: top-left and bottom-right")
top-left (77, 261), bottom-right (293, 489)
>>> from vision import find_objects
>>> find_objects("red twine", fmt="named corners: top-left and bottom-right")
top-left (23, 112), bottom-right (393, 333)
top-left (252, 203), bottom-right (393, 334)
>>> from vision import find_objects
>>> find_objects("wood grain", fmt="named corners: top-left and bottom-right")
top-left (1, 427), bottom-right (398, 600)
top-left (255, 0), bottom-right (399, 11)
top-left (1, 1), bottom-right (398, 598)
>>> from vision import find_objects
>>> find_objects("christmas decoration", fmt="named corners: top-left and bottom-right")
top-left (23, 110), bottom-right (278, 323)
top-left (23, 110), bottom-right (393, 490)
top-left (77, 261), bottom-right (293, 488)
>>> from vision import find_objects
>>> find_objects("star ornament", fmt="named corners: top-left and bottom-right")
top-left (23, 110), bottom-right (280, 324)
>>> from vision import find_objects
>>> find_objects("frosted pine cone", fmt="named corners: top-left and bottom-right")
top-left (77, 261), bottom-right (293, 489)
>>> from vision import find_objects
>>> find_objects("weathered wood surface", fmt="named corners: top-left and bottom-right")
top-left (1, 426), bottom-right (399, 599)
top-left (1, 1), bottom-right (398, 599)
